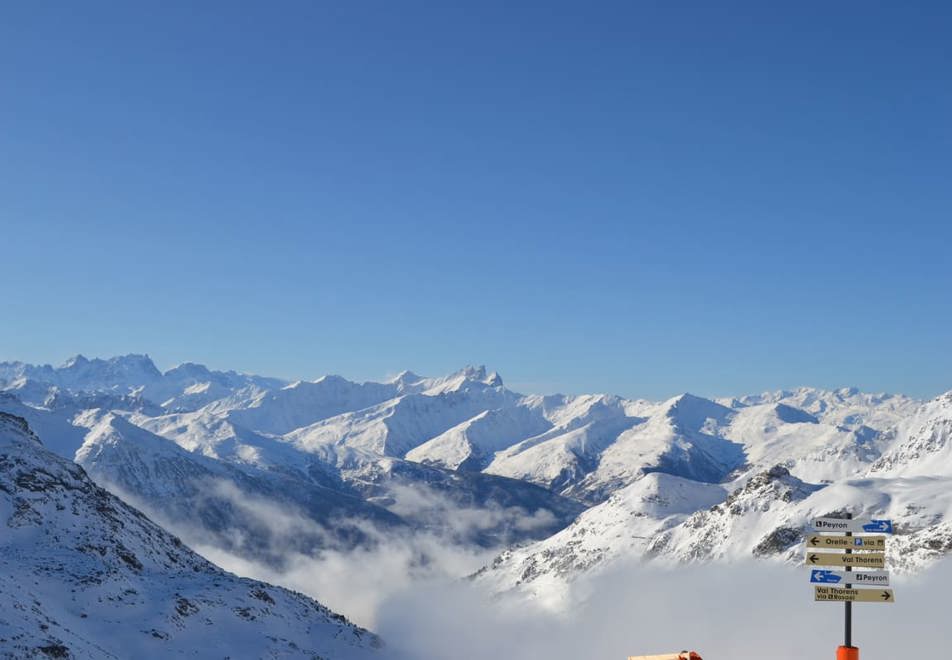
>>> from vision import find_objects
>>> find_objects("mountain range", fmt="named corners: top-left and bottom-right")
top-left (2, 353), bottom-right (952, 636)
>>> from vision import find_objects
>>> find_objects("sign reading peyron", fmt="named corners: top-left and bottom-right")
top-left (813, 517), bottom-right (894, 534)
top-left (814, 586), bottom-right (894, 603)
top-left (810, 569), bottom-right (890, 587)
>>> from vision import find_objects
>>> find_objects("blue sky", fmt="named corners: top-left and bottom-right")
top-left (1, 1), bottom-right (950, 399)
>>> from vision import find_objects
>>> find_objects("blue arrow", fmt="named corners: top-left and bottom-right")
top-left (811, 570), bottom-right (843, 584)
top-left (862, 520), bottom-right (894, 534)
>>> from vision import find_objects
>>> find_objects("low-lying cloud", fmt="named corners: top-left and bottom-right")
top-left (376, 559), bottom-right (948, 660)
top-left (125, 478), bottom-right (503, 627)
top-left (195, 526), bottom-right (494, 628)
top-left (105, 475), bottom-right (946, 659)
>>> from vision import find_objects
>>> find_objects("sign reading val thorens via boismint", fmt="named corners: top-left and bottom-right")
top-left (807, 534), bottom-right (887, 550)
top-left (813, 518), bottom-right (894, 534)
top-left (810, 569), bottom-right (890, 587)
top-left (814, 586), bottom-right (894, 603)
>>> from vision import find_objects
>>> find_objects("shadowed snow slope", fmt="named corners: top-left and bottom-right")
top-left (0, 412), bottom-right (381, 660)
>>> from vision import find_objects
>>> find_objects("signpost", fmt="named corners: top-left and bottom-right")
top-left (810, 569), bottom-right (890, 587)
top-left (814, 586), bottom-right (894, 603)
top-left (806, 513), bottom-right (895, 659)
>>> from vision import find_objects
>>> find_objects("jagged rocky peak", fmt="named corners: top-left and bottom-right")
top-left (751, 463), bottom-right (793, 485)
top-left (454, 364), bottom-right (503, 386)
top-left (56, 353), bottom-right (164, 390)
top-left (386, 365), bottom-right (504, 391)
top-left (61, 353), bottom-right (90, 368)
top-left (717, 464), bottom-right (822, 513)
top-left (461, 364), bottom-right (488, 379)
top-left (64, 352), bottom-right (160, 374)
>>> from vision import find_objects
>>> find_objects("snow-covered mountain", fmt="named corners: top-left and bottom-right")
top-left (73, 411), bottom-right (407, 566)
top-left (0, 412), bottom-right (381, 660)
top-left (0, 358), bottom-right (584, 569)
top-left (2, 353), bottom-right (950, 612)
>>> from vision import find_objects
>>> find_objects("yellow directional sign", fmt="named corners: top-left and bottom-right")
top-left (814, 586), bottom-right (895, 603)
top-left (807, 535), bottom-right (887, 551)
top-left (806, 552), bottom-right (886, 568)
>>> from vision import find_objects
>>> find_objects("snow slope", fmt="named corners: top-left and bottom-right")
top-left (0, 412), bottom-right (381, 660)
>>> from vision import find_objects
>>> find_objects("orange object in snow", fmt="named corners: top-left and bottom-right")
top-left (627, 653), bottom-right (703, 660)
top-left (837, 646), bottom-right (859, 660)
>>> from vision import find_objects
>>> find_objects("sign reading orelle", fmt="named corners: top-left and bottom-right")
top-left (807, 534), bottom-right (887, 550)
top-left (810, 569), bottom-right (890, 587)
top-left (806, 552), bottom-right (886, 569)
top-left (813, 518), bottom-right (894, 534)
top-left (814, 586), bottom-right (894, 603)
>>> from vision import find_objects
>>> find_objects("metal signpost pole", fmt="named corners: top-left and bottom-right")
top-left (845, 512), bottom-right (852, 649)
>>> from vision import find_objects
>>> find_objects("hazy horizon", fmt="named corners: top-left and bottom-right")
top-left (1, 350), bottom-right (946, 403)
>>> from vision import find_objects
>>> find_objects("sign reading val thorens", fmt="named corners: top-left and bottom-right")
top-left (813, 517), bottom-right (895, 534)
top-left (806, 552), bottom-right (886, 569)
